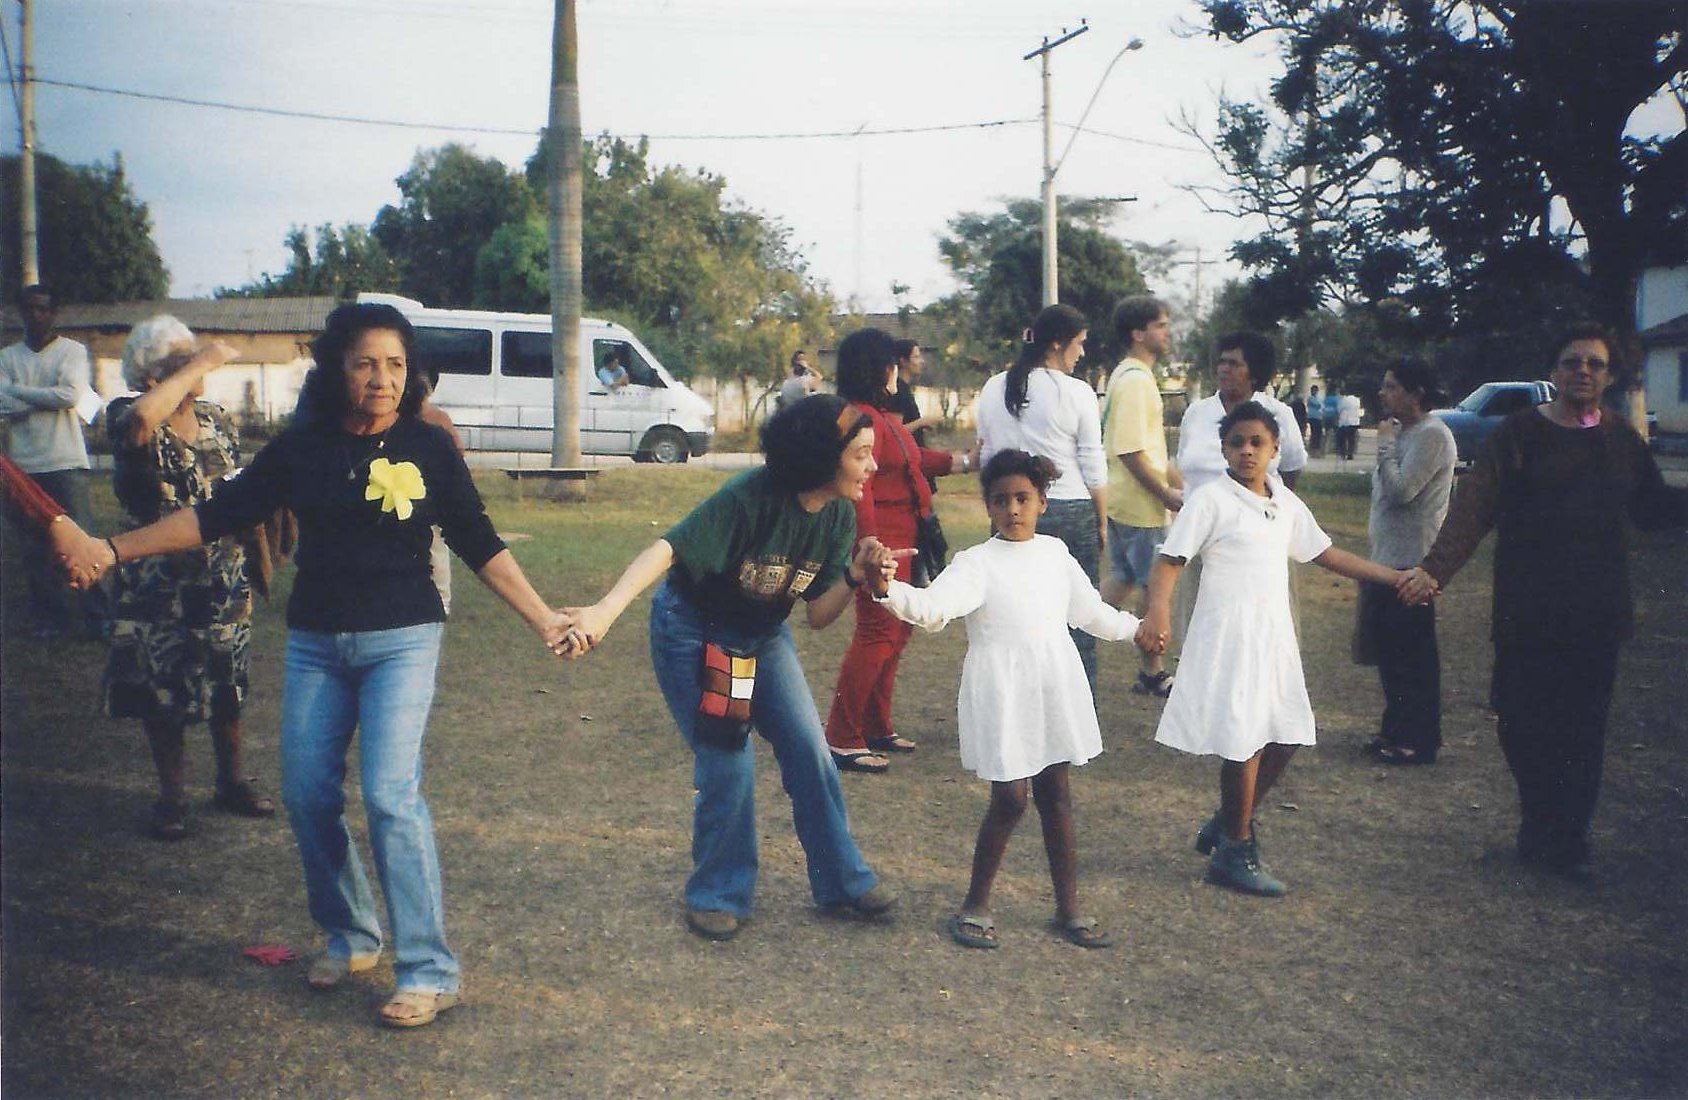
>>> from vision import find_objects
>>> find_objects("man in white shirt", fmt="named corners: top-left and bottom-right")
top-left (1100, 295), bottom-right (1181, 696)
top-left (1169, 331), bottom-right (1306, 645)
top-left (1336, 384), bottom-right (1363, 460)
top-left (0, 284), bottom-right (96, 635)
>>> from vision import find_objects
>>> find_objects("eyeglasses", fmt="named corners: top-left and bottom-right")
top-left (1557, 356), bottom-right (1609, 372)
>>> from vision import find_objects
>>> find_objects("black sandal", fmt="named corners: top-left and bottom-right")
top-left (150, 798), bottom-right (190, 841)
top-left (1375, 745), bottom-right (1435, 767)
top-left (1131, 669), bottom-right (1175, 698)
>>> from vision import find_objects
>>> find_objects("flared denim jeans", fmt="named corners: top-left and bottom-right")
top-left (649, 581), bottom-right (878, 918)
top-left (280, 622), bottom-right (458, 994)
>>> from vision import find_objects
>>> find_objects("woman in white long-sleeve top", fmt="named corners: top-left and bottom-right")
top-left (974, 304), bottom-right (1109, 692)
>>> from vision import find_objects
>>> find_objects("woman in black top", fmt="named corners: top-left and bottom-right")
top-left (564, 396), bottom-right (895, 942)
top-left (68, 303), bottom-right (576, 1028)
top-left (1407, 322), bottom-right (1686, 878)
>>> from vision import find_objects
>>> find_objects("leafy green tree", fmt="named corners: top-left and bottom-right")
top-left (933, 197), bottom-right (1148, 386)
top-left (1193, 0), bottom-right (1688, 349)
top-left (217, 222), bottom-right (398, 299)
top-left (1, 153), bottom-right (168, 303)
top-left (518, 135), bottom-right (835, 382)
top-left (372, 144), bottom-right (537, 308)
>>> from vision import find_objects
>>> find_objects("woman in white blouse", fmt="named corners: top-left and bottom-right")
top-left (975, 304), bottom-right (1108, 690)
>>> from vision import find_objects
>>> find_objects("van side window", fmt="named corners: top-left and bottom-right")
top-left (503, 331), bottom-right (553, 379)
top-left (415, 327), bottom-right (492, 376)
top-left (594, 339), bottom-right (665, 389)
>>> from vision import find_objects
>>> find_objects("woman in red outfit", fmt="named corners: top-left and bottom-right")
top-left (825, 328), bottom-right (971, 772)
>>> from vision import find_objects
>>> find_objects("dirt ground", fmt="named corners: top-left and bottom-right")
top-left (2, 468), bottom-right (1685, 1099)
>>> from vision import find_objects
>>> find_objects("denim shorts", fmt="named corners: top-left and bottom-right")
top-left (1106, 517), bottom-right (1165, 587)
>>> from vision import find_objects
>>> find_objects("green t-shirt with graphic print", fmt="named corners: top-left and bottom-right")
top-left (665, 467), bottom-right (855, 634)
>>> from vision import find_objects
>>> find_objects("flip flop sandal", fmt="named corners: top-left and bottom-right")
top-left (831, 750), bottom-right (889, 774)
top-left (867, 734), bottom-right (918, 754)
top-left (949, 913), bottom-right (999, 949)
top-left (1362, 737), bottom-right (1391, 758)
top-left (379, 989), bottom-right (460, 1029)
top-left (1056, 916), bottom-right (1114, 949)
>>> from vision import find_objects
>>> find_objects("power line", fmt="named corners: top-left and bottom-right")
top-left (1055, 122), bottom-right (1204, 155)
top-left (0, 15), bottom-right (19, 125)
top-left (34, 76), bottom-right (1040, 142)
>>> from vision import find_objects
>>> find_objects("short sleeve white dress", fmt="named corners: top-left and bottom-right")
top-left (877, 534), bottom-right (1140, 782)
top-left (1153, 477), bottom-right (1333, 762)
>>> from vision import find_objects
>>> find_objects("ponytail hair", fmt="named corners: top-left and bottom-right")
top-left (1004, 303), bottom-right (1087, 418)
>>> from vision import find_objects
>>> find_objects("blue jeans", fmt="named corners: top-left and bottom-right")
top-left (280, 623), bottom-right (457, 994)
top-left (649, 581), bottom-right (878, 918)
top-left (1038, 497), bottom-right (1101, 694)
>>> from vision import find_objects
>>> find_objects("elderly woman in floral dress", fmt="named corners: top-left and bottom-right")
top-left (103, 316), bottom-right (274, 841)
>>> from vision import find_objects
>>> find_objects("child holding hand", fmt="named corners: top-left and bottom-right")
top-left (1137, 401), bottom-right (1415, 896)
top-left (865, 449), bottom-right (1140, 949)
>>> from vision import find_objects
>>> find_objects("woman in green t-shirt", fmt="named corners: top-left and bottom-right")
top-left (566, 395), bottom-right (897, 941)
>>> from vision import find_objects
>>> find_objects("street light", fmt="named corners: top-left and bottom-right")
top-left (1026, 29), bottom-right (1143, 306)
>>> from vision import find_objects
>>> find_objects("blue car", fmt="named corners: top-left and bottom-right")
top-left (1430, 381), bottom-right (1555, 464)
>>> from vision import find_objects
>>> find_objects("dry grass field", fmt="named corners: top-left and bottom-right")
top-left (3, 465), bottom-right (1685, 1098)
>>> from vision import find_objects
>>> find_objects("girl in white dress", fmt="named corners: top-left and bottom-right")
top-left (1137, 402), bottom-right (1409, 897)
top-left (866, 449), bottom-right (1140, 949)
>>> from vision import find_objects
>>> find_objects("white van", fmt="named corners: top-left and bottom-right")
top-left (357, 293), bottom-right (714, 463)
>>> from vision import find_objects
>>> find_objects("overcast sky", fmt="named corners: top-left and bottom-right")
top-left (19, 1), bottom-right (1680, 316)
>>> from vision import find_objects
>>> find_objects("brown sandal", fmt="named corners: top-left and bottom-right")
top-left (215, 778), bottom-right (276, 817)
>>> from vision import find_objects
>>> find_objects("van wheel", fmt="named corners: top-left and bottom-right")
top-left (643, 428), bottom-right (690, 464)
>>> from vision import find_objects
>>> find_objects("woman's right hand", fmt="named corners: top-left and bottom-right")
top-left (54, 520), bottom-right (115, 590)
top-left (557, 603), bottom-right (616, 658)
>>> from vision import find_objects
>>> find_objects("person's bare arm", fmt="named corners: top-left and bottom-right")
top-left (1313, 545), bottom-right (1405, 587)
top-left (1121, 451), bottom-right (1183, 511)
top-left (563, 539), bottom-right (675, 654)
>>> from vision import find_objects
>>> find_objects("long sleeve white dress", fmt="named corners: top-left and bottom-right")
top-left (877, 534), bottom-right (1139, 782)
top-left (1153, 477), bottom-right (1333, 761)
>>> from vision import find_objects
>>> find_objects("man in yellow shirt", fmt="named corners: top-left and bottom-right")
top-left (1100, 296), bottom-right (1182, 696)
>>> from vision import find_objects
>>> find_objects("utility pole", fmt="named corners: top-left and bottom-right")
top-left (19, 0), bottom-right (39, 285)
top-left (1025, 22), bottom-right (1087, 308)
top-left (546, 0), bottom-right (583, 477)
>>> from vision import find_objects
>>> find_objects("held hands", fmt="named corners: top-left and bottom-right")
top-left (851, 537), bottom-right (911, 598)
top-left (538, 608), bottom-right (590, 659)
top-left (1134, 610), bottom-right (1171, 655)
top-left (54, 520), bottom-right (116, 590)
top-left (552, 603), bottom-right (615, 660)
top-left (1396, 566), bottom-right (1440, 606)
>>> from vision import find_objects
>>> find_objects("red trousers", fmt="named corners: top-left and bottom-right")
top-left (826, 502), bottom-right (918, 752)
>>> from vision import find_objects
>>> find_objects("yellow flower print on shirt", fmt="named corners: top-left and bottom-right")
top-left (365, 458), bottom-right (427, 521)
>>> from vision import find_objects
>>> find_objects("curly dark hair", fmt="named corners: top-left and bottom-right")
top-left (296, 303), bottom-right (427, 428)
top-left (1218, 399), bottom-right (1281, 442)
top-left (1217, 331), bottom-right (1277, 391)
top-left (760, 393), bottom-right (871, 493)
top-left (979, 447), bottom-right (1060, 499)
top-left (835, 328), bottom-right (899, 407)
